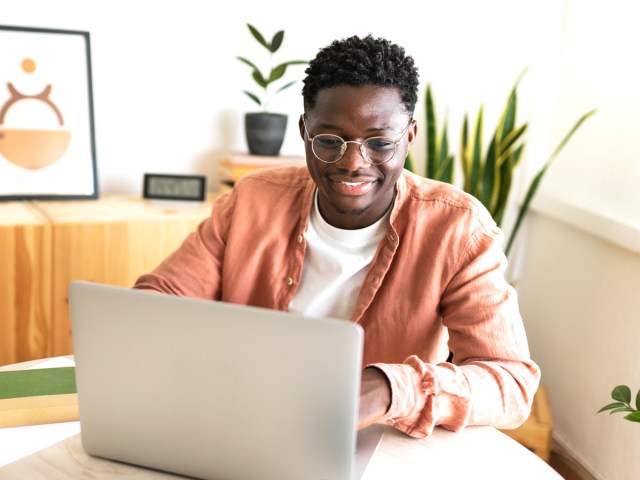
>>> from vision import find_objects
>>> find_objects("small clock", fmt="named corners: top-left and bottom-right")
top-left (143, 173), bottom-right (207, 202)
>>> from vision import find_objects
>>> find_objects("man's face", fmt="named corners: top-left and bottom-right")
top-left (300, 85), bottom-right (416, 230)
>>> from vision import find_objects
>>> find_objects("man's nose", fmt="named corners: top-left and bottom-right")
top-left (335, 141), bottom-right (370, 171)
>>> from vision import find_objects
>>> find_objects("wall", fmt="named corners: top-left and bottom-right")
top-left (515, 1), bottom-right (640, 479)
top-left (518, 204), bottom-right (640, 480)
top-left (1, 0), bottom-right (550, 195)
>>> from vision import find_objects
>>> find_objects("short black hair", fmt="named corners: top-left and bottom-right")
top-left (302, 34), bottom-right (419, 114)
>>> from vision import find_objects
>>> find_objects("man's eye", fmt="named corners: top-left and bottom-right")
top-left (315, 136), bottom-right (343, 148)
top-left (366, 138), bottom-right (394, 150)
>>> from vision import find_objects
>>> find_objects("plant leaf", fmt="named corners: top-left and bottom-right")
top-left (426, 85), bottom-right (436, 179)
top-left (609, 407), bottom-right (635, 414)
top-left (597, 402), bottom-right (627, 413)
top-left (636, 388), bottom-right (640, 411)
top-left (252, 70), bottom-right (267, 89)
top-left (275, 80), bottom-right (296, 93)
top-left (236, 56), bottom-right (259, 71)
top-left (269, 64), bottom-right (287, 83)
top-left (624, 411), bottom-right (640, 422)
top-left (612, 385), bottom-right (632, 403)
top-left (481, 132), bottom-right (497, 211)
top-left (242, 90), bottom-right (262, 107)
top-left (460, 114), bottom-right (469, 191)
top-left (404, 151), bottom-right (416, 173)
top-left (247, 24), bottom-right (269, 50)
top-left (504, 108), bottom-right (596, 256)
top-left (270, 30), bottom-right (284, 53)
top-left (467, 108), bottom-right (483, 198)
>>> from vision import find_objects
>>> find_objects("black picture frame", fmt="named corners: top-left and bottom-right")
top-left (0, 25), bottom-right (98, 201)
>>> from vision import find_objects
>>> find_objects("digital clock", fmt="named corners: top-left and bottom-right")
top-left (143, 173), bottom-right (207, 202)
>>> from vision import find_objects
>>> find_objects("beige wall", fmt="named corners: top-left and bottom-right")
top-left (518, 203), bottom-right (640, 480)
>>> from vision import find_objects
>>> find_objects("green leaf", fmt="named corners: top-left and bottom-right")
top-left (612, 385), bottom-right (632, 403)
top-left (425, 85), bottom-right (437, 179)
top-left (275, 80), bottom-right (296, 94)
top-left (481, 133), bottom-right (497, 211)
top-left (236, 56), bottom-right (259, 71)
top-left (636, 388), bottom-right (640, 410)
top-left (270, 30), bottom-right (284, 53)
top-left (609, 407), bottom-right (634, 414)
top-left (247, 24), bottom-right (269, 50)
top-left (504, 108), bottom-right (596, 256)
top-left (242, 90), bottom-right (262, 107)
top-left (404, 151), bottom-right (416, 173)
top-left (252, 70), bottom-right (267, 89)
top-left (498, 88), bottom-right (517, 140)
top-left (470, 108), bottom-right (483, 198)
top-left (269, 64), bottom-right (287, 83)
top-left (624, 411), bottom-right (640, 422)
top-left (597, 402), bottom-right (627, 413)
top-left (460, 114), bottom-right (469, 190)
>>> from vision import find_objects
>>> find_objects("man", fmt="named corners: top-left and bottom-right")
top-left (135, 34), bottom-right (540, 437)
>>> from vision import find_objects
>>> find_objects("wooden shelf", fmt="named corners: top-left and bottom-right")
top-left (0, 195), bottom-right (215, 365)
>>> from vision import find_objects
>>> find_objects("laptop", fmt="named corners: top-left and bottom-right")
top-left (69, 281), bottom-right (384, 480)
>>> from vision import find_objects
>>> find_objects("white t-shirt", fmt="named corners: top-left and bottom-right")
top-left (288, 192), bottom-right (390, 320)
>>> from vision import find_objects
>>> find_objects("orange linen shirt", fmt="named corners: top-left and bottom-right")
top-left (134, 165), bottom-right (540, 438)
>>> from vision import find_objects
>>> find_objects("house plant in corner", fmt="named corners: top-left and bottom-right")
top-left (405, 73), bottom-right (596, 261)
top-left (597, 385), bottom-right (640, 423)
top-left (237, 24), bottom-right (307, 156)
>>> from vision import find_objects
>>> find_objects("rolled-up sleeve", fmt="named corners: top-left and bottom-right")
top-left (371, 223), bottom-right (540, 437)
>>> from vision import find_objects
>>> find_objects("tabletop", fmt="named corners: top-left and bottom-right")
top-left (0, 357), bottom-right (562, 480)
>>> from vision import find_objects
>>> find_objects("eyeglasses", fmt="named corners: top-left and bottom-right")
top-left (302, 116), bottom-right (413, 165)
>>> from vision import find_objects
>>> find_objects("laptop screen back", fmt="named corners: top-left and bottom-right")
top-left (69, 281), bottom-right (365, 480)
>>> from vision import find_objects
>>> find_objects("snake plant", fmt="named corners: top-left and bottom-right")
top-left (407, 76), bottom-right (596, 258)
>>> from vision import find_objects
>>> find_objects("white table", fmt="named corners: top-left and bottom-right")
top-left (0, 358), bottom-right (562, 479)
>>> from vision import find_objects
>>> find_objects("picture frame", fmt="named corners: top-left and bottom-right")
top-left (0, 25), bottom-right (98, 200)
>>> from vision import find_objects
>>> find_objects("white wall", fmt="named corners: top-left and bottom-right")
top-left (2, 0), bottom-right (549, 195)
top-left (516, 1), bottom-right (640, 479)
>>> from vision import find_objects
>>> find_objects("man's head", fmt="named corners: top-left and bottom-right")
top-left (300, 35), bottom-right (419, 230)
top-left (302, 34), bottom-right (419, 114)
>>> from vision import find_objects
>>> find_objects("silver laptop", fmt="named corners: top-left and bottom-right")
top-left (69, 281), bottom-right (383, 480)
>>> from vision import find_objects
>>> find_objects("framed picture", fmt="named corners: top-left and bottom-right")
top-left (0, 25), bottom-right (98, 200)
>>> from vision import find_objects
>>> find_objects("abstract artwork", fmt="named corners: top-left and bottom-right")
top-left (0, 25), bottom-right (98, 200)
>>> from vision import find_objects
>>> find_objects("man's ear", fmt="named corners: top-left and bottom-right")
top-left (407, 119), bottom-right (418, 148)
top-left (298, 115), bottom-right (306, 140)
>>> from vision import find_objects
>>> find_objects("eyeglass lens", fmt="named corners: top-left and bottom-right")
top-left (312, 135), bottom-right (396, 165)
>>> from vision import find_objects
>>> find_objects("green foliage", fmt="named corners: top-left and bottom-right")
top-left (597, 385), bottom-right (640, 423)
top-left (410, 76), bottom-right (595, 258)
top-left (236, 24), bottom-right (307, 112)
top-left (425, 85), bottom-right (455, 184)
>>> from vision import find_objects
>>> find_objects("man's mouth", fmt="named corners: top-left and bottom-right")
top-left (330, 177), bottom-right (376, 195)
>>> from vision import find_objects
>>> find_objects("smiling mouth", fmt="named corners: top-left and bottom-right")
top-left (330, 177), bottom-right (377, 195)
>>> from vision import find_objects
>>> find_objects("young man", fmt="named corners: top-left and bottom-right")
top-left (134, 35), bottom-right (540, 437)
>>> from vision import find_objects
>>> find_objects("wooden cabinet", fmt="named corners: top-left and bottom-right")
top-left (0, 195), bottom-right (215, 365)
top-left (0, 203), bottom-right (51, 364)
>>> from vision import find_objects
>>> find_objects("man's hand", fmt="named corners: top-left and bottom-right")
top-left (358, 367), bottom-right (391, 429)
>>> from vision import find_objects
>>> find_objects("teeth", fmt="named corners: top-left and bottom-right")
top-left (340, 181), bottom-right (365, 186)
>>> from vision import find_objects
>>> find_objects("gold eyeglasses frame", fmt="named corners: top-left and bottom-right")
top-left (302, 115), bottom-right (414, 165)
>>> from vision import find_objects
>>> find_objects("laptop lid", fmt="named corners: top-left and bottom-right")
top-left (69, 281), bottom-right (371, 480)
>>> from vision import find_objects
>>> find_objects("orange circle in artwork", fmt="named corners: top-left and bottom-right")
top-left (21, 58), bottom-right (36, 73)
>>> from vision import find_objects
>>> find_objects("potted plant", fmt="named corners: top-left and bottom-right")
top-left (597, 385), bottom-right (640, 423)
top-left (236, 24), bottom-right (307, 156)
top-left (405, 73), bottom-right (596, 260)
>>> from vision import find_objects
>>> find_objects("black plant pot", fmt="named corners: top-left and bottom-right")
top-left (245, 112), bottom-right (288, 156)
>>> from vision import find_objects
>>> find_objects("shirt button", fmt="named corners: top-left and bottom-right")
top-left (297, 234), bottom-right (303, 243)
top-left (286, 276), bottom-right (294, 286)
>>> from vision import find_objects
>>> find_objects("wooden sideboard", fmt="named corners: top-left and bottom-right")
top-left (0, 195), bottom-right (215, 366)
